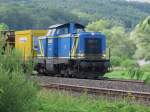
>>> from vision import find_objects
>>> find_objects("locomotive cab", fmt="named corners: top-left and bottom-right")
top-left (46, 23), bottom-right (106, 59)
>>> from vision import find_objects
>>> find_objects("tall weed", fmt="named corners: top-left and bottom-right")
top-left (37, 90), bottom-right (150, 112)
top-left (0, 47), bottom-right (38, 112)
top-left (128, 67), bottom-right (144, 80)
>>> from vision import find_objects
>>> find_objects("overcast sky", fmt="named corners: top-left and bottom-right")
top-left (126, 0), bottom-right (150, 3)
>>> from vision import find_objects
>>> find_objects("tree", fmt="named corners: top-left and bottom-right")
top-left (86, 19), bottom-right (114, 46)
top-left (86, 19), bottom-right (111, 32)
top-left (110, 26), bottom-right (136, 59)
top-left (0, 23), bottom-right (9, 48)
top-left (0, 0), bottom-right (150, 30)
top-left (131, 16), bottom-right (150, 60)
top-left (0, 23), bottom-right (8, 30)
top-left (87, 20), bottom-right (136, 60)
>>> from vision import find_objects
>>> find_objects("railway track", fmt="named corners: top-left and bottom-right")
top-left (41, 83), bottom-right (150, 105)
top-left (37, 75), bottom-right (144, 84)
top-left (35, 76), bottom-right (150, 105)
top-left (95, 77), bottom-right (144, 84)
top-left (36, 76), bottom-right (148, 92)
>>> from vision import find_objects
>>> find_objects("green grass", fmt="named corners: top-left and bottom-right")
top-left (36, 90), bottom-right (150, 112)
top-left (105, 71), bottom-right (129, 79)
top-left (105, 70), bottom-right (150, 80)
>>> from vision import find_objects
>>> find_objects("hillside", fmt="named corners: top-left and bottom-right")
top-left (0, 0), bottom-right (150, 29)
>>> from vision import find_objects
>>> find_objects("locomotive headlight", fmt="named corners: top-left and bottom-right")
top-left (102, 54), bottom-right (106, 57)
top-left (80, 54), bottom-right (84, 56)
top-left (91, 32), bottom-right (95, 36)
top-left (78, 54), bottom-right (84, 57)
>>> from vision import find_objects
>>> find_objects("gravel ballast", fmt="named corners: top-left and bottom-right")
top-left (35, 76), bottom-right (150, 93)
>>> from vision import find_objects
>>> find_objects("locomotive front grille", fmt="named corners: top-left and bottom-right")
top-left (85, 38), bottom-right (101, 54)
top-left (76, 54), bottom-right (106, 60)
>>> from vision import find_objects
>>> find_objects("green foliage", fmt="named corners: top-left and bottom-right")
top-left (131, 16), bottom-right (150, 60)
top-left (141, 64), bottom-right (150, 72)
top-left (121, 59), bottom-right (138, 69)
top-left (0, 0), bottom-right (150, 29)
top-left (87, 19), bottom-right (136, 61)
top-left (0, 23), bottom-right (9, 44)
top-left (144, 75), bottom-right (150, 85)
top-left (0, 48), bottom-right (23, 73)
top-left (128, 67), bottom-right (144, 80)
top-left (37, 90), bottom-right (150, 112)
top-left (0, 4), bottom-right (78, 29)
top-left (0, 69), bottom-right (37, 112)
top-left (0, 47), bottom-right (38, 112)
top-left (0, 46), bottom-right (35, 75)
top-left (87, 19), bottom-right (112, 32)
top-left (110, 56), bottom-right (122, 66)
top-left (110, 26), bottom-right (136, 59)
top-left (0, 23), bottom-right (8, 30)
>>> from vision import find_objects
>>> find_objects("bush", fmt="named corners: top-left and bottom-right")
top-left (128, 67), bottom-right (144, 80)
top-left (121, 59), bottom-right (138, 69)
top-left (0, 47), bottom-right (38, 112)
top-left (144, 75), bottom-right (150, 85)
top-left (110, 56), bottom-right (122, 67)
top-left (141, 64), bottom-right (150, 72)
top-left (0, 46), bottom-right (35, 75)
top-left (0, 69), bottom-right (37, 112)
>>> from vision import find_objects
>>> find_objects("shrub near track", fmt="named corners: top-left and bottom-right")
top-left (0, 47), bottom-right (38, 112)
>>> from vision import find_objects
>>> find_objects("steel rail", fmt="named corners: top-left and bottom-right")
top-left (37, 76), bottom-right (144, 84)
top-left (41, 83), bottom-right (150, 103)
top-left (102, 78), bottom-right (144, 84)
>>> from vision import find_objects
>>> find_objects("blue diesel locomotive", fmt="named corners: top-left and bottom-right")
top-left (36, 22), bottom-right (110, 78)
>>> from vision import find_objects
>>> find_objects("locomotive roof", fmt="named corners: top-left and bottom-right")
top-left (48, 23), bottom-right (85, 29)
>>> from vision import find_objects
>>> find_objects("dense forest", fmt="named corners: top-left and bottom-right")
top-left (0, 0), bottom-right (150, 30)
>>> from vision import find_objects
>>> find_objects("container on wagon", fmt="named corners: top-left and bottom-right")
top-left (15, 30), bottom-right (47, 60)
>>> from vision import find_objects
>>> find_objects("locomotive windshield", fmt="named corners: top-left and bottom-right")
top-left (47, 23), bottom-right (85, 36)
top-left (47, 29), bottom-right (56, 36)
top-left (85, 38), bottom-right (101, 54)
top-left (56, 26), bottom-right (69, 35)
top-left (74, 25), bottom-right (85, 33)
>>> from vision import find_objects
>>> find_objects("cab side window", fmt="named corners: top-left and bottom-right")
top-left (74, 25), bottom-right (85, 33)
top-left (47, 29), bottom-right (56, 36)
top-left (56, 27), bottom-right (69, 35)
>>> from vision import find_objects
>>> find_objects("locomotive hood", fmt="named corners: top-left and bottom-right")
top-left (77, 32), bottom-right (105, 37)
top-left (76, 31), bottom-right (106, 56)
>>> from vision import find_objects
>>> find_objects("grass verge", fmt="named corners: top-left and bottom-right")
top-left (36, 90), bottom-right (150, 112)
top-left (106, 70), bottom-right (150, 80)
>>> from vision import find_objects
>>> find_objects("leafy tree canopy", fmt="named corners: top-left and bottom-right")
top-left (131, 16), bottom-right (150, 60)
top-left (87, 19), bottom-right (136, 59)
top-left (0, 23), bottom-right (8, 30)
top-left (0, 0), bottom-right (150, 30)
